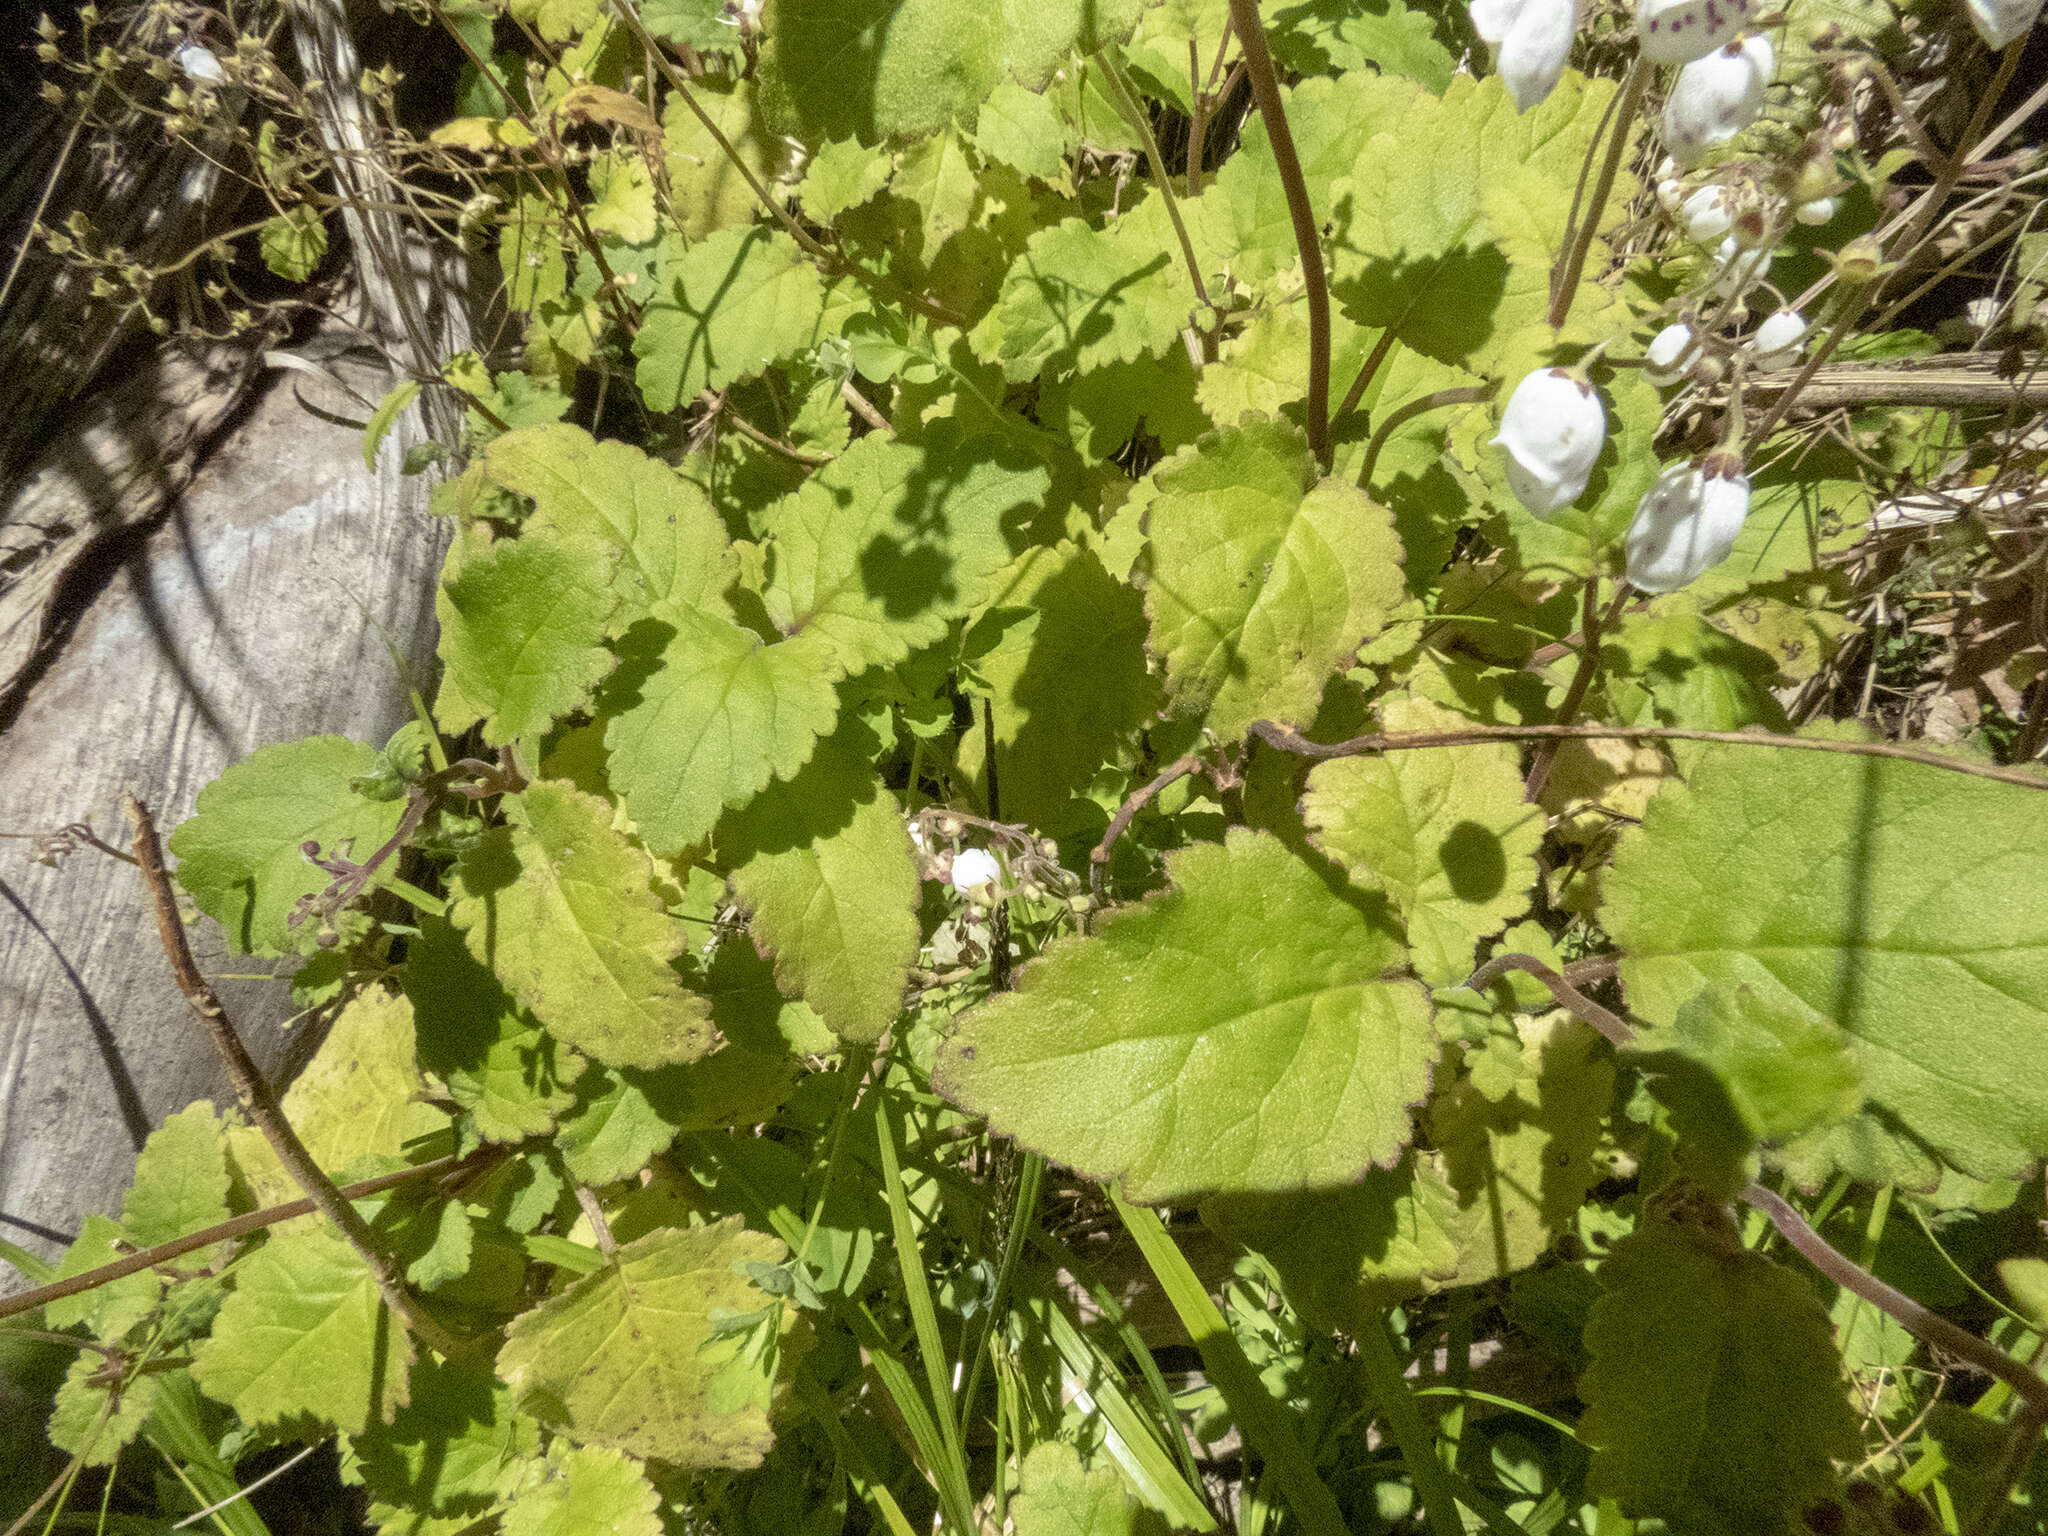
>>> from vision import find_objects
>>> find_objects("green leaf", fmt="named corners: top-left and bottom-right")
top-left (501, 194), bottom-right (569, 313)
top-left (495, 1218), bottom-right (803, 1467)
top-left (635, 226), bottom-right (826, 413)
top-left (934, 828), bottom-right (1434, 1202)
top-left (501, 1441), bottom-right (663, 1536)
top-left (798, 137), bottom-right (896, 223)
top-left (353, 1354), bottom-right (542, 1516)
top-left (1607, 747), bottom-right (2048, 1182)
top-left (894, 128), bottom-right (980, 255)
top-left (1635, 985), bottom-right (1865, 1198)
top-left (754, 0), bottom-right (1144, 144)
top-left (554, 1068), bottom-right (689, 1185)
top-left (409, 915), bottom-right (580, 1142)
top-left (1301, 700), bottom-right (1543, 983)
top-left (169, 736), bottom-right (409, 956)
top-left (1141, 418), bottom-right (1405, 740)
top-left (760, 429), bottom-right (1048, 675)
top-left (120, 1100), bottom-right (230, 1251)
top-left (956, 543), bottom-right (1162, 830)
top-left (364, 380), bottom-right (420, 469)
top-left (661, 77), bottom-right (784, 241)
top-left (259, 205), bottom-right (328, 281)
top-left (972, 80), bottom-right (1067, 182)
top-left (986, 211), bottom-right (1194, 382)
top-left (484, 424), bottom-right (736, 622)
top-left (641, 0), bottom-right (734, 51)
top-left (720, 725), bottom-right (919, 1041)
top-left (43, 1215), bottom-right (159, 1336)
top-left (1579, 1218), bottom-right (1859, 1531)
top-left (1012, 1441), bottom-right (1168, 1536)
top-left (47, 1354), bottom-right (160, 1466)
top-left (586, 150), bottom-right (659, 244)
top-left (450, 780), bottom-right (716, 1070)
top-left (227, 986), bottom-right (429, 1209)
top-left (604, 612), bottom-right (842, 856)
top-left (1266, 0), bottom-right (1455, 91)
top-left (435, 526), bottom-right (621, 746)
top-left (191, 1226), bottom-right (412, 1434)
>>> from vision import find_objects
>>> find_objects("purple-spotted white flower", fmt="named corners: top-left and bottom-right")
top-left (950, 848), bottom-right (1002, 896)
top-left (1662, 36), bottom-right (1775, 164)
top-left (1962, 0), bottom-right (2043, 49)
top-left (1625, 455), bottom-right (1751, 591)
top-left (1470, 0), bottom-right (1581, 111)
top-left (1644, 322), bottom-right (1699, 385)
top-left (1493, 368), bottom-right (1607, 517)
top-left (1636, 0), bottom-right (1754, 62)
top-left (1751, 308), bottom-right (1806, 371)
top-left (1678, 184), bottom-right (1737, 242)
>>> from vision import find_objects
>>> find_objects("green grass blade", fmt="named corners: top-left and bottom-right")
top-left (1355, 1314), bottom-right (1471, 1536)
top-left (1109, 1190), bottom-right (1348, 1536)
top-left (957, 1151), bottom-right (1044, 1440)
top-left (796, 1366), bottom-right (920, 1536)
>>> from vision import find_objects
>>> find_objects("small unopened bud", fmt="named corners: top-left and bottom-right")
top-left (1793, 195), bottom-right (1838, 225)
top-left (1750, 308), bottom-right (1806, 371)
top-left (1644, 321), bottom-right (1700, 386)
top-left (1626, 457), bottom-right (1752, 592)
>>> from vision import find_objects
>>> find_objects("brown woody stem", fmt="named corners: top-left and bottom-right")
top-left (1090, 753), bottom-right (1206, 905)
top-left (121, 795), bottom-right (467, 1360)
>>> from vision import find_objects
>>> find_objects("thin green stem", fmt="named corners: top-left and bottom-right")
top-left (1358, 383), bottom-right (1497, 492)
top-left (1226, 0), bottom-right (1329, 465)
top-left (1548, 58), bottom-right (1649, 332)
top-left (956, 1152), bottom-right (1044, 1442)
top-left (1096, 49), bottom-right (1212, 315)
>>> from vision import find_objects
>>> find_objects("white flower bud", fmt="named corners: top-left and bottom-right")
top-left (1493, 368), bottom-right (1608, 517)
top-left (1625, 457), bottom-right (1751, 592)
top-left (1751, 307), bottom-right (1806, 371)
top-left (950, 848), bottom-right (1002, 894)
top-left (1793, 195), bottom-right (1838, 225)
top-left (1965, 296), bottom-right (2001, 332)
top-left (1644, 322), bottom-right (1699, 385)
top-left (1962, 0), bottom-right (2043, 49)
top-left (1636, 0), bottom-right (1754, 62)
top-left (1662, 36), bottom-right (1774, 165)
top-left (1470, 0), bottom-right (1581, 111)
top-left (1657, 176), bottom-right (1686, 213)
top-left (1679, 184), bottom-right (1737, 242)
top-left (175, 43), bottom-right (225, 84)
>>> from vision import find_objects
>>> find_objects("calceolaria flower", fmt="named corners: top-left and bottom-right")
top-left (1625, 454), bottom-right (1751, 591)
top-left (1636, 0), bottom-right (1754, 62)
top-left (950, 847), bottom-right (1002, 897)
top-left (1662, 35), bottom-right (1774, 164)
top-left (1493, 367), bottom-right (1607, 517)
top-left (1470, 0), bottom-right (1580, 111)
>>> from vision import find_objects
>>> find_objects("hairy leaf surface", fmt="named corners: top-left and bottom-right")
top-left (636, 227), bottom-right (825, 412)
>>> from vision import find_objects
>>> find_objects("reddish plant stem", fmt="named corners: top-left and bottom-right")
top-left (1245, 719), bottom-right (2048, 792)
top-left (1090, 753), bottom-right (1206, 905)
top-left (0, 1152), bottom-right (493, 1324)
top-left (1463, 952), bottom-right (1635, 1047)
top-left (1548, 58), bottom-right (1649, 331)
top-left (1226, 0), bottom-right (1329, 465)
top-left (122, 795), bottom-right (466, 1360)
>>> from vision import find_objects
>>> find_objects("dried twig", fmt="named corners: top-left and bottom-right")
top-left (1090, 753), bottom-right (1205, 904)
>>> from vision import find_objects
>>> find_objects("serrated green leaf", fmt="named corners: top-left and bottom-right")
top-left (259, 206), bottom-right (327, 281)
top-left (585, 150), bottom-right (658, 245)
top-left (191, 1226), bottom-right (412, 1434)
top-left (228, 986), bottom-right (428, 1209)
top-left (405, 1201), bottom-right (475, 1292)
top-left (972, 80), bottom-right (1067, 181)
top-left (554, 1067), bottom-right (689, 1185)
top-left (1142, 418), bottom-right (1405, 740)
top-left (1608, 747), bottom-right (2048, 1183)
top-left (501, 194), bottom-right (569, 313)
top-left (894, 128), bottom-right (980, 256)
top-left (409, 915), bottom-right (579, 1142)
top-left (1579, 1219), bottom-right (1859, 1531)
top-left (485, 424), bottom-right (736, 621)
top-left (986, 211), bottom-right (1193, 382)
top-left (754, 0), bottom-right (1144, 144)
top-left (1637, 985), bottom-right (1865, 1198)
top-left (169, 736), bottom-right (409, 956)
top-left (119, 1100), bottom-right (230, 1252)
top-left (47, 1354), bottom-right (160, 1466)
top-left (1012, 1441), bottom-right (1168, 1536)
top-left (934, 828), bottom-right (1434, 1202)
top-left (661, 77), bottom-right (782, 240)
top-left (635, 226), bottom-right (825, 412)
top-left (957, 543), bottom-right (1161, 830)
top-left (353, 1354), bottom-right (542, 1516)
top-left (44, 1214), bottom-right (159, 1336)
top-left (1302, 701), bottom-right (1543, 983)
top-left (501, 1440), bottom-right (663, 1536)
top-left (435, 526), bottom-right (621, 745)
top-left (760, 429), bottom-right (1048, 675)
top-left (641, 0), bottom-right (734, 50)
top-left (1266, 0), bottom-right (1454, 90)
top-left (798, 137), bottom-right (896, 223)
top-left (721, 725), bottom-right (918, 1042)
top-left (450, 780), bottom-right (715, 1070)
top-left (604, 613), bottom-right (842, 856)
top-left (495, 1218), bottom-right (802, 1466)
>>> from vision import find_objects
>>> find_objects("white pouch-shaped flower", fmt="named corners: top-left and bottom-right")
top-left (1678, 184), bottom-right (1737, 242)
top-left (1662, 35), bottom-right (1774, 164)
top-left (176, 43), bottom-right (226, 84)
top-left (1636, 0), bottom-right (1754, 63)
top-left (1751, 308), bottom-right (1806, 372)
top-left (1962, 0), bottom-right (2043, 49)
top-left (1644, 322), bottom-right (1699, 385)
top-left (1471, 0), bottom-right (1581, 110)
top-left (1793, 195), bottom-right (1839, 225)
top-left (1494, 368), bottom-right (1607, 517)
top-left (950, 848), bottom-right (1002, 896)
top-left (1625, 455), bottom-right (1751, 591)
